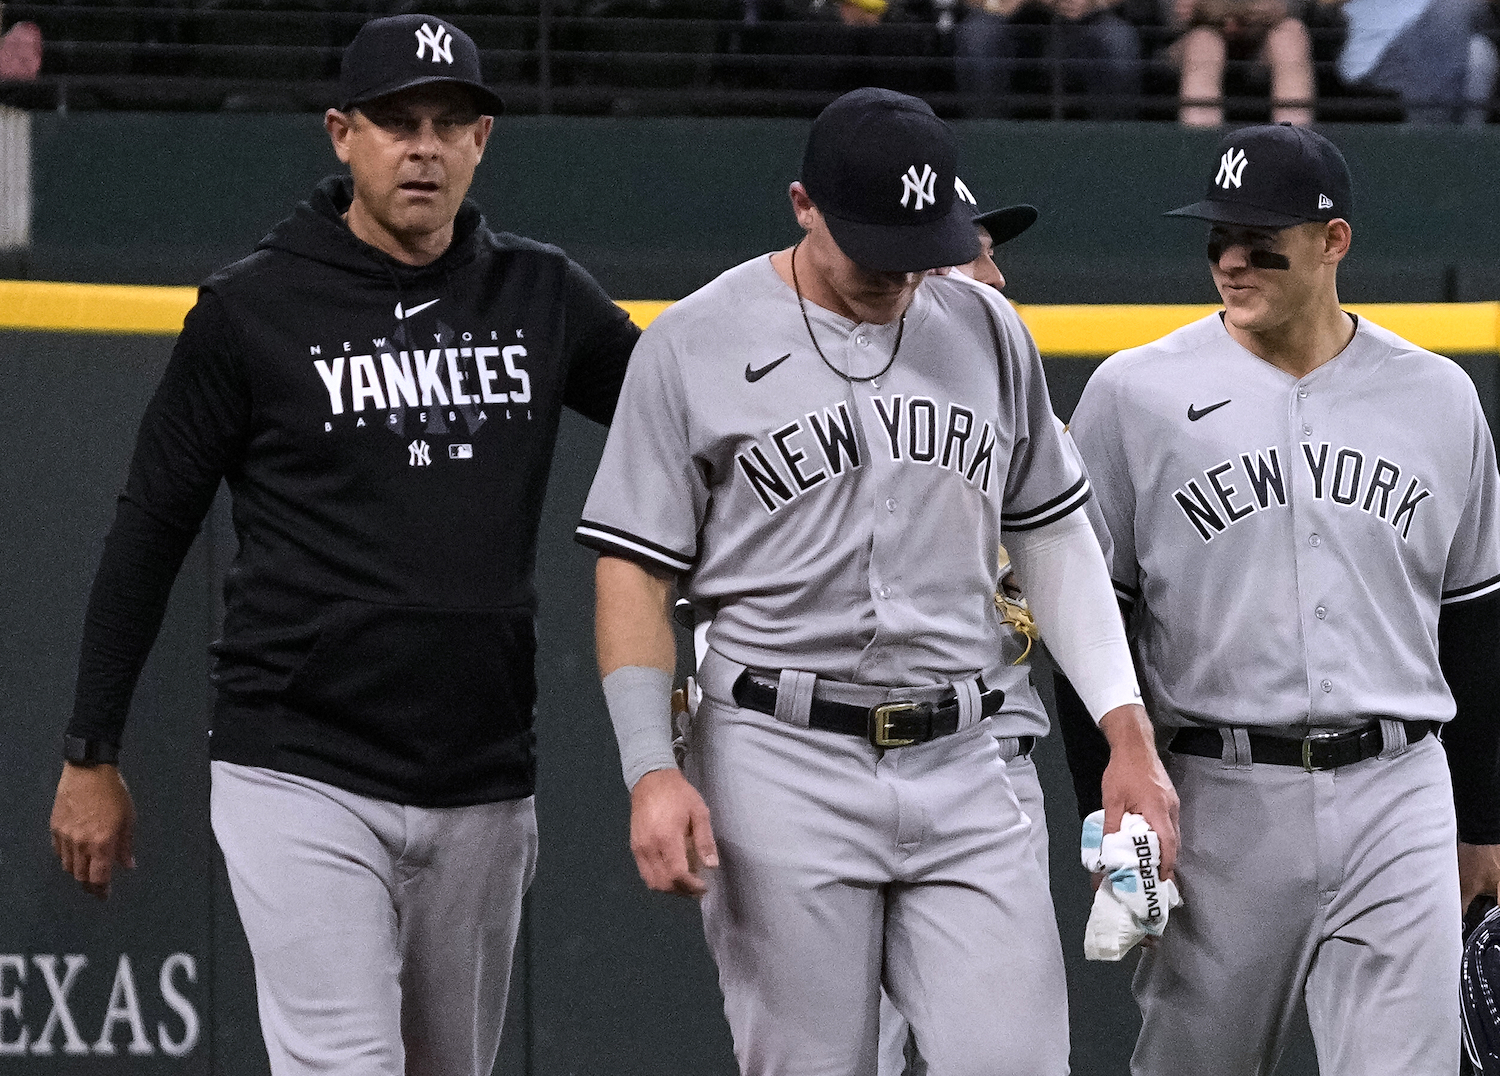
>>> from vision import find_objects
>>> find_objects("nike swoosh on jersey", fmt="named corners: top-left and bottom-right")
top-left (394, 298), bottom-right (441, 320)
top-left (1187, 399), bottom-right (1232, 421)
top-left (745, 354), bottom-right (791, 383)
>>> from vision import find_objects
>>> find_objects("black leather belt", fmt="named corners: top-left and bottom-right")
top-left (731, 671), bottom-right (1006, 749)
top-left (1169, 719), bottom-right (1435, 771)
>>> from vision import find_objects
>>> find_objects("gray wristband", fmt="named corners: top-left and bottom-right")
top-left (601, 665), bottom-right (678, 790)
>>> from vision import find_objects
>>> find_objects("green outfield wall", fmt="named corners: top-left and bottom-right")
top-left (13, 114), bottom-right (1500, 304)
top-left (7, 114), bottom-right (1500, 1074)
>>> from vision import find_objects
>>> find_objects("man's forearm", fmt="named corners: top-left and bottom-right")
top-left (596, 555), bottom-right (679, 788)
top-left (596, 554), bottom-right (677, 676)
top-left (1099, 703), bottom-right (1156, 755)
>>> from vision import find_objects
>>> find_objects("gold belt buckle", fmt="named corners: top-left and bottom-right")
top-left (869, 701), bottom-right (924, 748)
top-left (1301, 731), bottom-right (1341, 772)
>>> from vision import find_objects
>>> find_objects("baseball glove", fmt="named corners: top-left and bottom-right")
top-left (1463, 895), bottom-right (1500, 1075)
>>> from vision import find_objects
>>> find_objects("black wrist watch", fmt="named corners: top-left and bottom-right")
top-left (63, 735), bottom-right (120, 766)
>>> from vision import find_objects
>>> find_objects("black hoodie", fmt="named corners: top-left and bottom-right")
top-left (69, 176), bottom-right (639, 806)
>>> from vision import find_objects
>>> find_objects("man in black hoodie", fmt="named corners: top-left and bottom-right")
top-left (47, 14), bottom-right (639, 1075)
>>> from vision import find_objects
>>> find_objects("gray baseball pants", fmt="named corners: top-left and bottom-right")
top-left (876, 751), bottom-right (1051, 1076)
top-left (688, 651), bottom-right (1069, 1076)
top-left (210, 761), bottom-right (538, 1076)
top-left (1132, 731), bottom-right (1461, 1075)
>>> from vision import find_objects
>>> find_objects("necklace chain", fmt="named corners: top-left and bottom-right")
top-left (790, 241), bottom-right (905, 384)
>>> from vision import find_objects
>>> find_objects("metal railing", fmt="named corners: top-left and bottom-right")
top-left (0, 3), bottom-right (1489, 121)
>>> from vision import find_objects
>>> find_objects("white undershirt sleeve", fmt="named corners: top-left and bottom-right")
top-left (1006, 507), bottom-right (1140, 724)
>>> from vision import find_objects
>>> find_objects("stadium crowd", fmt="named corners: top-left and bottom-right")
top-left (0, 0), bottom-right (1497, 120)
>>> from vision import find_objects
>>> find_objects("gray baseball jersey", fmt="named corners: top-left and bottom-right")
top-left (578, 254), bottom-right (1090, 687)
top-left (579, 254), bottom-right (1087, 1076)
top-left (1072, 312), bottom-right (1500, 731)
top-left (1071, 311), bottom-right (1500, 1076)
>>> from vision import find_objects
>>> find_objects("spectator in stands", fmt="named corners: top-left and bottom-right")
top-left (1317, 0), bottom-right (1481, 123)
top-left (0, 3), bottom-right (42, 81)
top-left (797, 0), bottom-right (948, 95)
top-left (1164, 0), bottom-right (1314, 126)
top-left (956, 0), bottom-right (1142, 117)
top-left (834, 0), bottom-right (889, 24)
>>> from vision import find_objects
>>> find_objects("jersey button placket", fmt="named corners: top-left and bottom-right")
top-left (1291, 379), bottom-right (1325, 719)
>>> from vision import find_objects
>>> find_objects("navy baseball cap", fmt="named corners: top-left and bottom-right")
top-left (954, 175), bottom-right (1037, 246)
top-left (801, 88), bottom-right (979, 273)
top-left (1166, 123), bottom-right (1352, 228)
top-left (339, 14), bottom-right (504, 115)
top-left (974, 205), bottom-right (1038, 245)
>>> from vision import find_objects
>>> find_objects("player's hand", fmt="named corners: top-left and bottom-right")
top-left (1459, 842), bottom-right (1500, 912)
top-left (629, 767), bottom-right (719, 898)
top-left (1098, 703), bottom-right (1180, 880)
top-left (50, 763), bottom-right (136, 900)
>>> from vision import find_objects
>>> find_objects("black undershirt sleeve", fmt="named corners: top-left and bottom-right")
top-left (67, 292), bottom-right (252, 747)
top-left (1438, 588), bottom-right (1500, 845)
top-left (559, 256), bottom-right (641, 426)
top-left (1055, 669), bottom-right (1110, 820)
top-left (1054, 594), bottom-right (1137, 821)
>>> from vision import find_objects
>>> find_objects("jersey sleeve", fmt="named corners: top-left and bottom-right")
top-left (574, 322), bottom-right (704, 574)
top-left (559, 255), bottom-right (641, 427)
top-left (1441, 387), bottom-right (1500, 606)
top-left (1067, 356), bottom-right (1141, 611)
top-left (69, 290), bottom-right (253, 745)
top-left (990, 299), bottom-right (1091, 533)
top-left (1061, 419), bottom-right (1115, 568)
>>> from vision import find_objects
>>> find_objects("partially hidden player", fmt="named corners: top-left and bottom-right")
top-left (875, 186), bottom-right (1115, 1076)
top-left (577, 87), bottom-right (1177, 1076)
top-left (1069, 122), bottom-right (1500, 1075)
top-left (47, 14), bottom-right (638, 1075)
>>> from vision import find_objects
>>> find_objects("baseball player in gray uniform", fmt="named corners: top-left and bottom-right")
top-left (875, 189), bottom-right (1120, 1076)
top-left (1069, 123), bottom-right (1500, 1075)
top-left (576, 87), bottom-right (1178, 1076)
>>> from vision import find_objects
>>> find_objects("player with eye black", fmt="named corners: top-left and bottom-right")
top-left (1069, 122), bottom-right (1500, 1076)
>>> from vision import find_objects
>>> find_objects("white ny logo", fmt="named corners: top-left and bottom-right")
top-left (414, 23), bottom-right (454, 64)
top-left (408, 440), bottom-right (432, 466)
top-left (900, 164), bottom-right (937, 210)
top-left (1216, 148), bottom-right (1248, 190)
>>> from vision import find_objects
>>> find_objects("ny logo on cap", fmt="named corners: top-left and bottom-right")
top-left (415, 23), bottom-right (454, 64)
top-left (1216, 147), bottom-right (1248, 190)
top-left (900, 164), bottom-right (937, 210)
top-left (954, 176), bottom-right (977, 206)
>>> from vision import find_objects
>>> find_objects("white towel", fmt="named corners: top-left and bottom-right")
top-left (1079, 810), bottom-right (1182, 961)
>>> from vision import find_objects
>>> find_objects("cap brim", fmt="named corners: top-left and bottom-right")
top-left (1164, 199), bottom-right (1309, 228)
top-left (821, 200), bottom-right (981, 274)
top-left (973, 204), bottom-right (1038, 246)
top-left (347, 76), bottom-right (505, 116)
